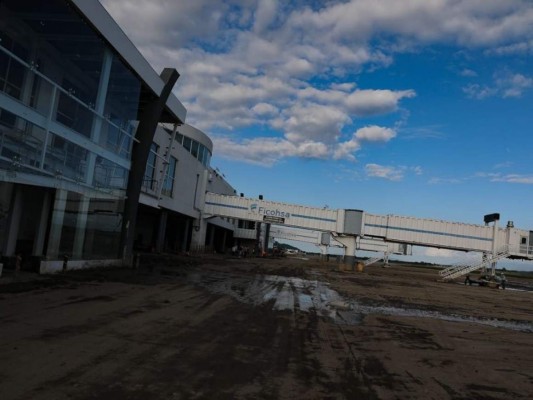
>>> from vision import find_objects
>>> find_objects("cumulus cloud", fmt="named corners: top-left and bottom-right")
top-left (355, 126), bottom-right (396, 142)
top-left (463, 71), bottom-right (533, 99)
top-left (365, 164), bottom-right (405, 181)
top-left (414, 247), bottom-right (480, 263)
top-left (459, 68), bottom-right (477, 77)
top-left (485, 39), bottom-right (533, 56)
top-left (491, 174), bottom-right (533, 184)
top-left (100, 0), bottom-right (533, 164)
top-left (214, 124), bottom-right (399, 165)
top-left (365, 163), bottom-right (422, 181)
top-left (212, 136), bottom-right (329, 166)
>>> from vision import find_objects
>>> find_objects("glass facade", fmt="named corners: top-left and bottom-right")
top-left (143, 143), bottom-right (159, 193)
top-left (0, 0), bottom-right (150, 261)
top-left (174, 132), bottom-right (212, 167)
top-left (161, 156), bottom-right (177, 198)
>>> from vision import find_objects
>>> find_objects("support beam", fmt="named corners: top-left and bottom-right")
top-left (33, 190), bottom-right (51, 256)
top-left (120, 68), bottom-right (180, 263)
top-left (3, 186), bottom-right (23, 256)
top-left (73, 196), bottom-right (90, 259)
top-left (155, 210), bottom-right (168, 253)
top-left (263, 223), bottom-right (271, 255)
top-left (334, 236), bottom-right (357, 271)
top-left (46, 189), bottom-right (68, 259)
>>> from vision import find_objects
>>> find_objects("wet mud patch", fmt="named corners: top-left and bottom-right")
top-left (376, 317), bottom-right (446, 350)
top-left (184, 270), bottom-right (533, 333)
top-left (61, 295), bottom-right (116, 305)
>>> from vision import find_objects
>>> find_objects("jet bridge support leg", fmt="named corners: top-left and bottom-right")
top-left (334, 236), bottom-right (357, 271)
top-left (318, 244), bottom-right (328, 261)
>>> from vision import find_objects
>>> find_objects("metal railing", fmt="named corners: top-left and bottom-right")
top-left (439, 245), bottom-right (510, 281)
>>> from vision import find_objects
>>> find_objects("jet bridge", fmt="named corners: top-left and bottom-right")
top-left (266, 225), bottom-right (411, 257)
top-left (203, 192), bottom-right (533, 274)
top-left (204, 193), bottom-right (362, 235)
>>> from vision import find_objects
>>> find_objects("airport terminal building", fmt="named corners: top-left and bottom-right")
top-left (0, 0), bottom-right (236, 272)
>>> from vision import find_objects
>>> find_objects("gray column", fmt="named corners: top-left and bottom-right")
top-left (46, 189), bottom-right (68, 259)
top-left (73, 196), bottom-right (91, 259)
top-left (3, 186), bottom-right (23, 256)
top-left (32, 190), bottom-right (52, 256)
top-left (190, 218), bottom-right (207, 251)
top-left (120, 68), bottom-right (180, 262)
top-left (181, 218), bottom-right (191, 252)
top-left (221, 230), bottom-right (227, 253)
top-left (155, 210), bottom-right (168, 253)
top-left (208, 225), bottom-right (215, 250)
top-left (263, 223), bottom-right (271, 254)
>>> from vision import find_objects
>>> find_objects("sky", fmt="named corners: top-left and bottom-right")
top-left (100, 0), bottom-right (533, 270)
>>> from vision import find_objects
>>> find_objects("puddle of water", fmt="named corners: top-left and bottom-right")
top-left (185, 271), bottom-right (533, 333)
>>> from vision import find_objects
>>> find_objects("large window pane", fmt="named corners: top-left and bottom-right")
top-left (104, 55), bottom-right (141, 139)
top-left (183, 136), bottom-right (192, 152)
top-left (161, 156), bottom-right (177, 197)
top-left (191, 140), bottom-right (199, 159)
top-left (93, 156), bottom-right (128, 190)
top-left (44, 133), bottom-right (88, 181)
top-left (0, 109), bottom-right (46, 170)
top-left (142, 143), bottom-right (158, 193)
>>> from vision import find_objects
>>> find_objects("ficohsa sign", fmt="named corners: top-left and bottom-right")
top-left (250, 203), bottom-right (290, 219)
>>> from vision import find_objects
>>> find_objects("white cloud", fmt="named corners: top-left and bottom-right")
top-left (254, 0), bottom-right (279, 34)
top-left (355, 125), bottom-right (396, 142)
top-left (462, 84), bottom-right (497, 99)
top-left (212, 136), bottom-right (329, 166)
top-left (463, 71), bottom-right (533, 99)
top-left (345, 90), bottom-right (416, 116)
top-left (365, 163), bottom-right (404, 181)
top-left (364, 163), bottom-right (422, 181)
top-left (491, 174), bottom-right (533, 184)
top-left (100, 0), bottom-right (533, 164)
top-left (485, 40), bottom-right (533, 56)
top-left (251, 103), bottom-right (279, 116)
top-left (497, 73), bottom-right (533, 98)
top-left (428, 177), bottom-right (463, 184)
top-left (459, 68), bottom-right (477, 77)
top-left (414, 247), bottom-right (480, 264)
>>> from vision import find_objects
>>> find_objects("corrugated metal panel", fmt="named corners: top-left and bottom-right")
top-left (233, 228), bottom-right (256, 240)
top-left (363, 213), bottom-right (495, 252)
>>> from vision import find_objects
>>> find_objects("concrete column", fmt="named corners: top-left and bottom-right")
top-left (263, 223), bottom-right (271, 254)
top-left (3, 186), bottom-right (23, 256)
top-left (155, 210), bottom-right (168, 253)
top-left (335, 236), bottom-right (357, 271)
top-left (208, 225), bottom-right (215, 250)
top-left (32, 190), bottom-right (52, 256)
top-left (190, 218), bottom-right (207, 251)
top-left (120, 68), bottom-right (180, 262)
top-left (490, 220), bottom-right (499, 276)
top-left (46, 189), bottom-right (68, 259)
top-left (221, 230), bottom-right (227, 253)
top-left (318, 244), bottom-right (328, 260)
top-left (73, 196), bottom-right (91, 259)
top-left (255, 222), bottom-right (262, 255)
top-left (181, 218), bottom-right (191, 252)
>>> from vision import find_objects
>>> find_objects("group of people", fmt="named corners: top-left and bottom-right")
top-left (231, 245), bottom-right (251, 258)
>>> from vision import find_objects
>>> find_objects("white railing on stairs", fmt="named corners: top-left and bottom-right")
top-left (364, 257), bottom-right (382, 266)
top-left (438, 245), bottom-right (510, 281)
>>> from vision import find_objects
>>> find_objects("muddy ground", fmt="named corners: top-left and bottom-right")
top-left (1, 255), bottom-right (532, 399)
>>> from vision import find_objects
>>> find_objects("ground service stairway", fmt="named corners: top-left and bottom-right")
top-left (438, 246), bottom-right (511, 281)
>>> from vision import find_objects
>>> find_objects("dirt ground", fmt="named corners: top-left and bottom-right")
top-left (1, 255), bottom-right (532, 400)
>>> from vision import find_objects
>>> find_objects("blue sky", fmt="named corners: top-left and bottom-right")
top-left (101, 0), bottom-right (533, 269)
